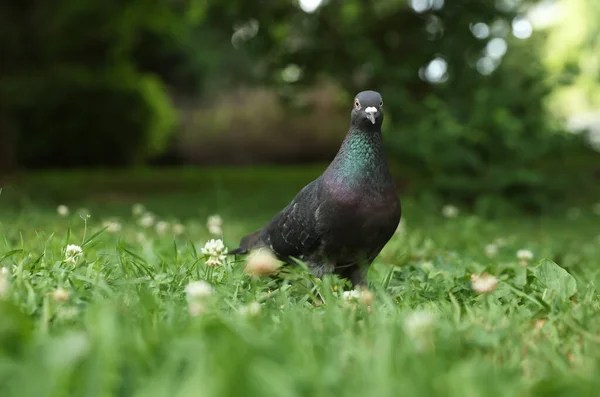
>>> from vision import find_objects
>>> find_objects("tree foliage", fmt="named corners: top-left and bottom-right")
top-left (0, 1), bottom-right (183, 167)
top-left (0, 0), bottom-right (596, 208)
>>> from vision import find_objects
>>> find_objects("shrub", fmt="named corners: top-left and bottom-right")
top-left (384, 38), bottom-right (596, 213)
top-left (13, 66), bottom-right (176, 168)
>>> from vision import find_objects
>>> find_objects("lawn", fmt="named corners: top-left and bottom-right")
top-left (1, 167), bottom-right (599, 397)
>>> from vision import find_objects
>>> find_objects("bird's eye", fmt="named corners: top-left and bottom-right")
top-left (354, 99), bottom-right (360, 110)
top-left (380, 100), bottom-right (383, 107)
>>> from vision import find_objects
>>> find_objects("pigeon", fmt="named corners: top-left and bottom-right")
top-left (230, 90), bottom-right (401, 286)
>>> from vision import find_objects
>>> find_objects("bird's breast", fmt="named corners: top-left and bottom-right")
top-left (322, 179), bottom-right (400, 229)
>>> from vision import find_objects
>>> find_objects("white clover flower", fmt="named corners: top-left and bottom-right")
top-left (172, 223), bottom-right (186, 236)
top-left (205, 257), bottom-right (223, 267)
top-left (64, 244), bottom-right (83, 265)
top-left (201, 239), bottom-right (228, 267)
top-left (1, 267), bottom-right (8, 276)
top-left (207, 214), bottom-right (223, 235)
top-left (132, 203), bottom-right (146, 216)
top-left (185, 280), bottom-right (213, 301)
top-left (485, 244), bottom-right (498, 258)
top-left (471, 273), bottom-right (499, 294)
top-left (155, 221), bottom-right (170, 235)
top-left (57, 205), bottom-right (70, 217)
top-left (185, 280), bottom-right (212, 316)
top-left (340, 287), bottom-right (374, 305)
top-left (102, 220), bottom-right (122, 233)
top-left (342, 289), bottom-right (362, 302)
top-left (404, 311), bottom-right (435, 335)
top-left (244, 249), bottom-right (282, 277)
top-left (516, 249), bottom-right (533, 261)
top-left (0, 269), bottom-right (9, 298)
top-left (188, 302), bottom-right (206, 317)
top-left (52, 287), bottom-right (70, 303)
top-left (442, 205), bottom-right (459, 218)
top-left (78, 208), bottom-right (91, 218)
top-left (403, 310), bottom-right (436, 351)
top-left (240, 302), bottom-right (262, 317)
top-left (65, 244), bottom-right (83, 257)
top-left (138, 213), bottom-right (156, 228)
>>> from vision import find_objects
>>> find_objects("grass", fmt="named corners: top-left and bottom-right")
top-left (1, 167), bottom-right (600, 397)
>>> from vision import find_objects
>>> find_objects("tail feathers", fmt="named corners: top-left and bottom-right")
top-left (228, 247), bottom-right (248, 256)
top-left (228, 229), bottom-right (263, 256)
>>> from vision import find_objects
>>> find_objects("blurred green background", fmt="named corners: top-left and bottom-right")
top-left (1, 0), bottom-right (599, 212)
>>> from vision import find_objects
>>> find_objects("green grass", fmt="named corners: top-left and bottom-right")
top-left (1, 167), bottom-right (600, 397)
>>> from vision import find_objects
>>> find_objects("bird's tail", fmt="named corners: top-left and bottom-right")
top-left (228, 229), bottom-right (263, 255)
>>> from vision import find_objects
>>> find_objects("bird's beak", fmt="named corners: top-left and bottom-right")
top-left (365, 107), bottom-right (377, 124)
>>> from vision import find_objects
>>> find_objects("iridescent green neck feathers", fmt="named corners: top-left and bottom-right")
top-left (325, 127), bottom-right (393, 188)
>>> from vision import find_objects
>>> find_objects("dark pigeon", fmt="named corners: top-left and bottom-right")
top-left (230, 90), bottom-right (401, 286)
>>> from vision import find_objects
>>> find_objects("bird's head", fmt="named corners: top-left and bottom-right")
top-left (351, 90), bottom-right (384, 128)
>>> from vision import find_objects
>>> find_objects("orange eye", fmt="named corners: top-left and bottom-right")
top-left (354, 99), bottom-right (360, 109)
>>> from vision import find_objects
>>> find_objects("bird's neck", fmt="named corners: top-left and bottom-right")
top-left (325, 127), bottom-right (393, 188)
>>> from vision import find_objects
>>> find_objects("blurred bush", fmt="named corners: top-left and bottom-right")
top-left (385, 36), bottom-right (597, 212)
top-left (12, 67), bottom-right (176, 167)
top-left (0, 1), bottom-right (192, 167)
